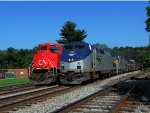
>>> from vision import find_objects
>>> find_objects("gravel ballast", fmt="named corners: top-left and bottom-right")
top-left (10, 71), bottom-right (142, 113)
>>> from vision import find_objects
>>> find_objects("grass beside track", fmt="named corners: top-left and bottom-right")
top-left (144, 67), bottom-right (150, 71)
top-left (0, 78), bottom-right (30, 87)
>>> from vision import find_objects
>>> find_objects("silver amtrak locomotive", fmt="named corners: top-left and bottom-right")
top-left (59, 42), bottom-right (128, 84)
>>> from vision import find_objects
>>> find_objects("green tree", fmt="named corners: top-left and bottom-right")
top-left (145, 3), bottom-right (150, 32)
top-left (0, 46), bottom-right (38, 69)
top-left (5, 47), bottom-right (18, 68)
top-left (56, 21), bottom-right (87, 44)
top-left (145, 2), bottom-right (150, 68)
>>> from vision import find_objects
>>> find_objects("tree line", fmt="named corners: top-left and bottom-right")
top-left (0, 47), bottom-right (37, 69)
top-left (0, 44), bottom-right (149, 69)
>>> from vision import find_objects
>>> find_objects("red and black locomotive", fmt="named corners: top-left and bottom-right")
top-left (29, 43), bottom-right (62, 85)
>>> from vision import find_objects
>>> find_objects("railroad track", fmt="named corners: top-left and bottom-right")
top-left (0, 71), bottom-right (145, 113)
top-left (0, 83), bottom-right (34, 96)
top-left (118, 79), bottom-right (150, 113)
top-left (0, 83), bottom-right (31, 90)
top-left (54, 82), bottom-right (136, 113)
top-left (0, 85), bottom-right (80, 113)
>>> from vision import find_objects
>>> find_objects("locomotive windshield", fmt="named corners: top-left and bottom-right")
top-left (63, 45), bottom-right (85, 51)
top-left (63, 46), bottom-right (73, 51)
top-left (50, 46), bottom-right (60, 53)
top-left (75, 45), bottom-right (85, 50)
top-left (39, 46), bottom-right (47, 50)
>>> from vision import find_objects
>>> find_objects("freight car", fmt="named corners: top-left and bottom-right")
top-left (59, 42), bottom-right (128, 85)
top-left (28, 43), bottom-right (62, 85)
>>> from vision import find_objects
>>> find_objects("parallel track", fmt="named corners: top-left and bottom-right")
top-left (0, 84), bottom-right (33, 96)
top-left (54, 83), bottom-right (136, 113)
top-left (0, 86), bottom-right (80, 113)
top-left (118, 79), bottom-right (150, 113)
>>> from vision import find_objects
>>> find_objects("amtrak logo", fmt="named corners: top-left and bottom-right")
top-left (69, 53), bottom-right (76, 56)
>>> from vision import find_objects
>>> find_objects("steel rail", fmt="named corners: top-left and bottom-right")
top-left (0, 86), bottom-right (80, 113)
top-left (53, 87), bottom-right (113, 113)
top-left (54, 83), bottom-right (136, 113)
top-left (0, 85), bottom-right (36, 96)
top-left (109, 85), bottom-right (136, 113)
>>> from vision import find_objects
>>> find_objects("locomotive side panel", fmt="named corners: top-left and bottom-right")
top-left (94, 50), bottom-right (115, 74)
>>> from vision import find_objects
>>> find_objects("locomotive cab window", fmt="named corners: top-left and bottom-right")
top-left (75, 45), bottom-right (85, 50)
top-left (50, 46), bottom-right (60, 54)
top-left (39, 46), bottom-right (47, 50)
top-left (63, 46), bottom-right (73, 51)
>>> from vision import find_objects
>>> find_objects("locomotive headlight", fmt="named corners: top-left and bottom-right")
top-left (77, 62), bottom-right (81, 65)
top-left (68, 58), bottom-right (74, 62)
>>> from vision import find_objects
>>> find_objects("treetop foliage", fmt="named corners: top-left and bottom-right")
top-left (0, 47), bottom-right (37, 69)
top-left (145, 3), bottom-right (150, 32)
top-left (56, 21), bottom-right (87, 44)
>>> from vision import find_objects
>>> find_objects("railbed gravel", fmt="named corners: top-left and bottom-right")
top-left (10, 71), bottom-right (142, 113)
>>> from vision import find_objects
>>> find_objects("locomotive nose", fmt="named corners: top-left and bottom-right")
top-left (33, 59), bottom-right (47, 68)
top-left (37, 59), bottom-right (47, 68)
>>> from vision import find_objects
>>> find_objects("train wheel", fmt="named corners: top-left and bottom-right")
top-left (56, 75), bottom-right (62, 86)
top-left (90, 73), bottom-right (94, 83)
top-left (98, 72), bottom-right (103, 80)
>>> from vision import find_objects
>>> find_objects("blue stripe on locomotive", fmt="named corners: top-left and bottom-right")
top-left (61, 42), bottom-right (94, 62)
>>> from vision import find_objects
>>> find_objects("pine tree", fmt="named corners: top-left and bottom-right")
top-left (56, 21), bottom-right (87, 44)
top-left (145, 3), bottom-right (150, 32)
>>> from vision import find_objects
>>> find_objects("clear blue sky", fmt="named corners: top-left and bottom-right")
top-left (0, 1), bottom-right (148, 50)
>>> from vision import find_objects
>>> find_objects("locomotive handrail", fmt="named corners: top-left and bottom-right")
top-left (51, 60), bottom-right (57, 77)
top-left (48, 59), bottom-right (56, 68)
top-left (48, 59), bottom-right (53, 67)
top-left (48, 59), bottom-right (57, 77)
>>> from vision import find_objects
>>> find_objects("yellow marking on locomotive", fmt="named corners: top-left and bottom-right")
top-left (114, 60), bottom-right (119, 64)
top-left (43, 68), bottom-right (49, 69)
top-left (36, 68), bottom-right (41, 69)
top-left (35, 68), bottom-right (49, 69)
